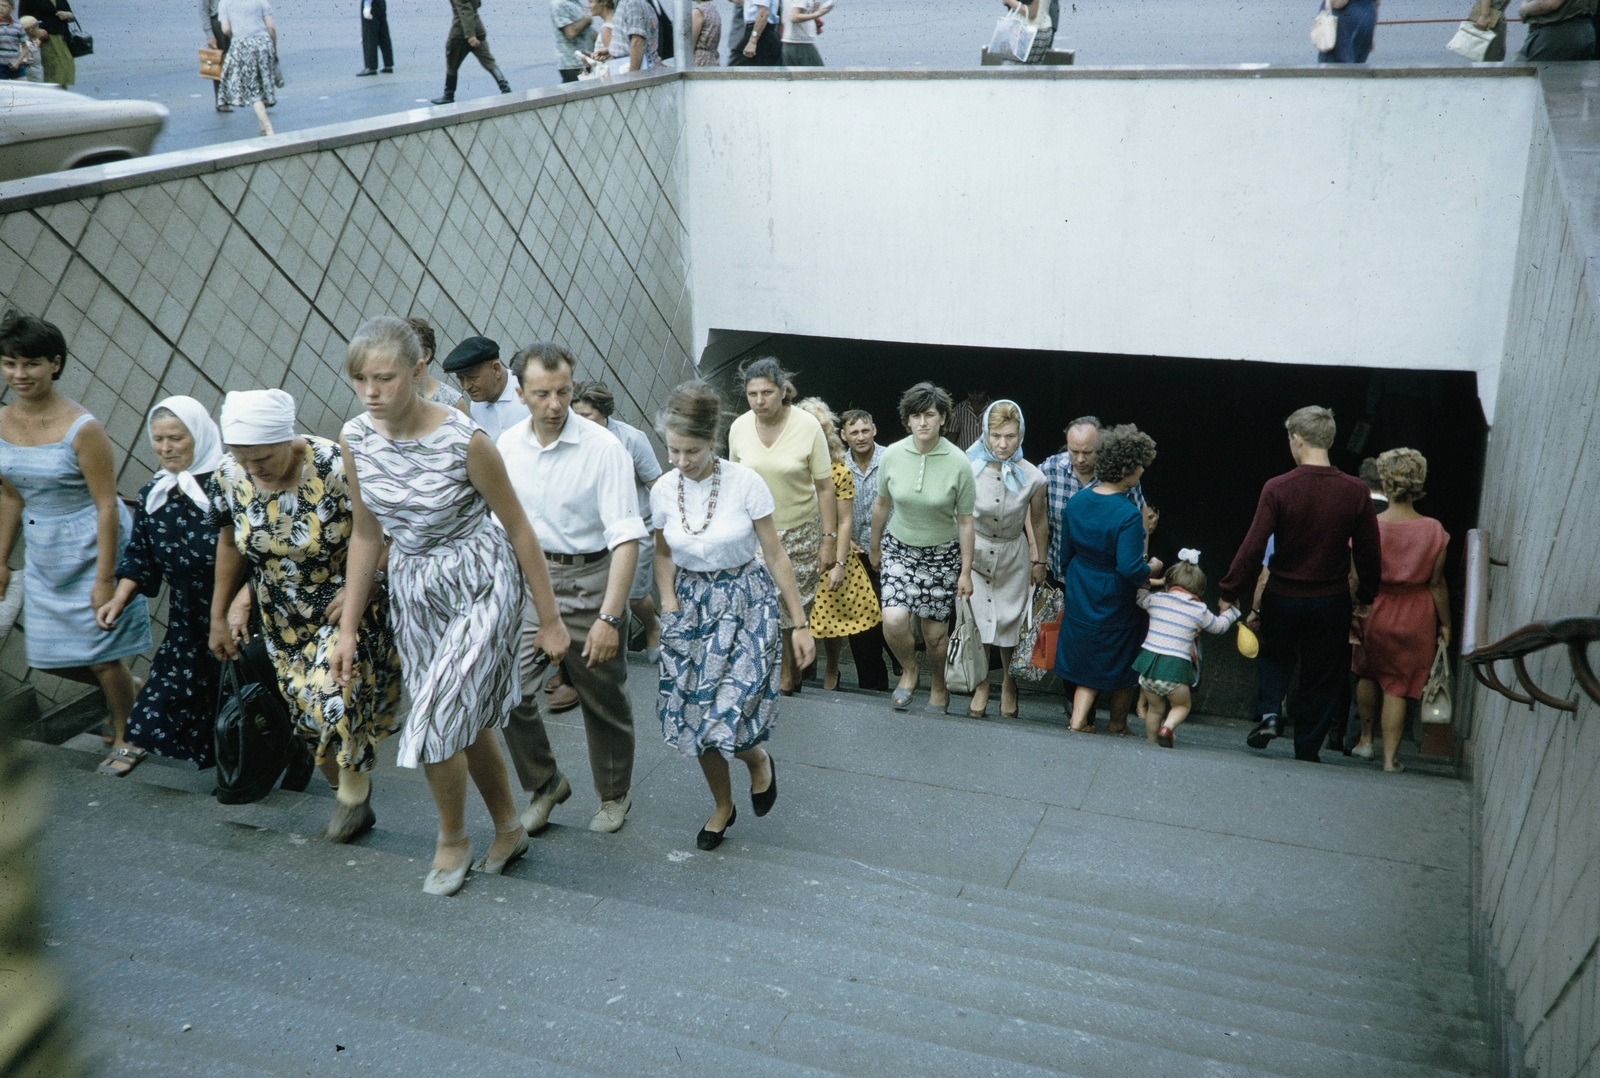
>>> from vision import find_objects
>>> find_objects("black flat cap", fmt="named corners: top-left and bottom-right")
top-left (441, 336), bottom-right (500, 373)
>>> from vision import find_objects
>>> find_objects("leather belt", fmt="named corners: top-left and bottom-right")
top-left (545, 548), bottom-right (609, 566)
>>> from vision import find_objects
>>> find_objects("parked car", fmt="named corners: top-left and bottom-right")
top-left (0, 83), bottom-right (167, 183)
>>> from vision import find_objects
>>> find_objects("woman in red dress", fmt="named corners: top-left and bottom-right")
top-left (1350, 448), bottom-right (1450, 772)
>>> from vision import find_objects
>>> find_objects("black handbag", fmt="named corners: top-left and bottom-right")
top-left (651, 0), bottom-right (674, 60)
top-left (65, 14), bottom-right (93, 57)
top-left (212, 641), bottom-right (298, 805)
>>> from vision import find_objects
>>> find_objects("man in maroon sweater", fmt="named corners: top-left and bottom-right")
top-left (1218, 406), bottom-right (1381, 763)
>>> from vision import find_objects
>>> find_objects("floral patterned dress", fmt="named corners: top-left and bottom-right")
top-left (118, 473), bottom-right (220, 766)
top-left (205, 437), bottom-right (402, 772)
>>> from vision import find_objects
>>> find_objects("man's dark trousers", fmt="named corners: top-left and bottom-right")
top-left (1256, 591), bottom-right (1352, 763)
top-left (362, 0), bottom-right (394, 69)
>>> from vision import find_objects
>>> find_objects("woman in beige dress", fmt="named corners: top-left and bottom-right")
top-left (963, 400), bottom-right (1047, 718)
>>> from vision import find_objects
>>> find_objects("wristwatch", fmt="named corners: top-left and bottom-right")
top-left (597, 612), bottom-right (623, 629)
top-left (373, 569), bottom-right (387, 586)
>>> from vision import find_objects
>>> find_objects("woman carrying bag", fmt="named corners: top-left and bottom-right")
top-left (217, 0), bottom-right (281, 136)
top-left (19, 0), bottom-right (77, 85)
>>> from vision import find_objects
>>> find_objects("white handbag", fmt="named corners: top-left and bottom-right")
top-left (1311, 0), bottom-right (1338, 52)
top-left (1421, 639), bottom-right (1453, 725)
top-left (988, 6), bottom-right (1053, 64)
top-left (944, 597), bottom-right (990, 697)
top-left (1446, 20), bottom-right (1495, 61)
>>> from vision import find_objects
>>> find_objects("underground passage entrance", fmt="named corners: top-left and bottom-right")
top-left (702, 334), bottom-right (1489, 719)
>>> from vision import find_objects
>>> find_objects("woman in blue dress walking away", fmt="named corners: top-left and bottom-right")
top-left (1055, 424), bottom-right (1162, 734)
top-left (0, 313), bottom-right (153, 775)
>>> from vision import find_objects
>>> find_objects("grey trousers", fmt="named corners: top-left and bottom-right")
top-left (502, 554), bottom-right (635, 802)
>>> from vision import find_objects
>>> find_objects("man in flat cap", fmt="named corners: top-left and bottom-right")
top-left (444, 336), bottom-right (524, 444)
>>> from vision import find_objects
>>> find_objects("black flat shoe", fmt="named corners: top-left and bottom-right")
top-left (1246, 715), bottom-right (1281, 750)
top-left (696, 806), bottom-right (736, 851)
top-left (751, 759), bottom-right (777, 817)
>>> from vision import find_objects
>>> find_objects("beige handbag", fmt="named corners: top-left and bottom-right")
top-left (944, 597), bottom-right (990, 697)
top-left (1446, 20), bottom-right (1495, 61)
top-left (199, 47), bottom-right (224, 80)
top-left (1421, 639), bottom-right (1453, 724)
top-left (1311, 0), bottom-right (1338, 52)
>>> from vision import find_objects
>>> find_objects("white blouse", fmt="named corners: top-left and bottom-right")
top-left (651, 459), bottom-right (774, 572)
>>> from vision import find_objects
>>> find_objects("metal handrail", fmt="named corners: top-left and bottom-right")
top-left (1465, 617), bottom-right (1600, 714)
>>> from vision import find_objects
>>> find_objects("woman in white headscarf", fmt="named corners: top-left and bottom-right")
top-left (963, 400), bottom-right (1047, 718)
top-left (97, 397), bottom-right (229, 766)
top-left (203, 388), bottom-right (403, 842)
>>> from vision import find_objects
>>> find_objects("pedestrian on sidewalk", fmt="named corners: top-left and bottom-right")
top-left (869, 382), bottom-right (976, 714)
top-left (0, 313), bottom-right (152, 778)
top-left (729, 0), bottom-right (779, 64)
top-left (1133, 551), bottom-right (1239, 748)
top-left (0, 2), bottom-right (29, 80)
top-left (728, 359), bottom-right (838, 694)
top-left (1515, 0), bottom-right (1596, 58)
top-left (1039, 416), bottom-right (1147, 584)
top-left (571, 380), bottom-right (665, 664)
top-left (1466, 0), bottom-right (1509, 60)
top-left (1217, 406), bottom-right (1380, 763)
top-left (1056, 424), bottom-right (1158, 734)
top-left (200, 0), bottom-right (233, 110)
top-left (840, 409), bottom-right (895, 691)
top-left (651, 381), bottom-right (810, 851)
top-left (206, 389), bottom-right (403, 838)
top-left (355, 0), bottom-right (393, 75)
top-left (612, 0), bottom-right (660, 70)
top-left (496, 342), bottom-right (646, 837)
top-left (401, 318), bottom-right (468, 413)
top-left (95, 397), bottom-right (226, 769)
top-left (333, 319), bottom-right (569, 896)
top-left (691, 0), bottom-right (721, 64)
top-left (1350, 448), bottom-right (1450, 773)
top-left (216, 0), bottom-right (282, 136)
top-left (1315, 0), bottom-right (1377, 63)
top-left (430, 0), bottom-right (511, 104)
top-left (795, 397), bottom-right (881, 692)
top-left (550, 0), bottom-right (596, 79)
top-left (964, 400), bottom-right (1047, 720)
top-left (18, 0), bottom-right (73, 86)
top-left (781, 0), bottom-right (830, 65)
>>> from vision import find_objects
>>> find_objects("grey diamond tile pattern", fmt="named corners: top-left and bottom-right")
top-left (0, 81), bottom-right (690, 694)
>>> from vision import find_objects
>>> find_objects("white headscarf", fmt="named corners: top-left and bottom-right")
top-left (145, 396), bottom-right (224, 514)
top-left (965, 399), bottom-right (1028, 495)
top-left (220, 388), bottom-right (297, 446)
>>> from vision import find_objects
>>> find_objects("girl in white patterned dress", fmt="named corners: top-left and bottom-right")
top-left (331, 317), bottom-right (571, 897)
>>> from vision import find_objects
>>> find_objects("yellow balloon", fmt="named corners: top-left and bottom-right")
top-left (1237, 622), bottom-right (1260, 659)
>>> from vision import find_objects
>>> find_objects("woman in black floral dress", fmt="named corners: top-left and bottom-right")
top-left (97, 397), bottom-right (227, 766)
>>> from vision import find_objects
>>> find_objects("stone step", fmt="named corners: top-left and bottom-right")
top-left (40, 760), bottom-right (1490, 1078)
top-left (83, 741), bottom-right (1485, 1012)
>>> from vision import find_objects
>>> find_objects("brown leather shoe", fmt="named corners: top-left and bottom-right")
top-left (547, 681), bottom-right (580, 713)
top-left (544, 667), bottom-right (566, 693)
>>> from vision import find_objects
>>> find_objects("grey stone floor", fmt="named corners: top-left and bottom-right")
top-left (63, 0), bottom-right (1527, 157)
top-left (31, 656), bottom-right (1484, 1076)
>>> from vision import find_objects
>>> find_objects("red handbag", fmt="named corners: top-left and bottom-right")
top-left (1031, 615), bottom-right (1061, 671)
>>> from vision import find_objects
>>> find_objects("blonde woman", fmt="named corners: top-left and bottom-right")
top-left (1350, 448), bottom-right (1450, 773)
top-left (795, 397), bottom-right (881, 691)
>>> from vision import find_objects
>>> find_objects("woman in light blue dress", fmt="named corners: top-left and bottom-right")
top-left (0, 314), bottom-right (152, 774)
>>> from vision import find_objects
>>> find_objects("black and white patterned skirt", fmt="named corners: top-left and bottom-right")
top-left (218, 33), bottom-right (280, 108)
top-left (879, 532), bottom-right (961, 622)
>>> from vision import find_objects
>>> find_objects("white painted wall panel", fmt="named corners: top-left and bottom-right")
top-left (683, 72), bottom-right (1537, 420)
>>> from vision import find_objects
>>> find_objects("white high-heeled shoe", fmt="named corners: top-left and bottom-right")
top-left (473, 825), bottom-right (529, 875)
top-left (423, 837), bottom-right (473, 896)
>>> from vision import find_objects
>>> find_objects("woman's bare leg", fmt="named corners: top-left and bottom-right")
top-left (999, 648), bottom-right (1018, 716)
top-left (922, 617), bottom-right (950, 707)
top-left (1354, 677), bottom-right (1380, 750)
top-left (1070, 684), bottom-right (1099, 731)
top-left (421, 752), bottom-right (472, 872)
top-left (823, 637), bottom-right (842, 689)
top-left (882, 607), bottom-right (919, 692)
top-left (252, 100), bottom-right (273, 135)
top-left (1380, 692), bottom-right (1408, 770)
top-left (464, 729), bottom-right (524, 860)
top-left (697, 751), bottom-right (735, 831)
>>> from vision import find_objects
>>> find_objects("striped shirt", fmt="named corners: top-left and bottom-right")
top-left (1135, 588), bottom-right (1241, 661)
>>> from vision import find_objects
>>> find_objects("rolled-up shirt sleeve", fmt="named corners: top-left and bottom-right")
top-left (597, 440), bottom-right (649, 549)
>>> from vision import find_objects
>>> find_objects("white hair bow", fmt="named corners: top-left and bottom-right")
top-left (1178, 548), bottom-right (1201, 566)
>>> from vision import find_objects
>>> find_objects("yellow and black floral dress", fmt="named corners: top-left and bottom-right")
top-left (205, 437), bottom-right (402, 771)
top-left (809, 460), bottom-right (883, 639)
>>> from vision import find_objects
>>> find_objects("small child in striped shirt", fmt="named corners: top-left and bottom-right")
top-left (1133, 549), bottom-right (1241, 748)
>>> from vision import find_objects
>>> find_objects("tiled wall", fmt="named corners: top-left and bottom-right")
top-left (0, 79), bottom-right (693, 710)
top-left (1470, 96), bottom-right (1600, 1078)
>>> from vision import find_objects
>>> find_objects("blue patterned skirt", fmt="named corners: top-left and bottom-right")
top-left (657, 559), bottom-right (781, 759)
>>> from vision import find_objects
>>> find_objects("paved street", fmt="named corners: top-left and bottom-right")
top-left (64, 0), bottom-right (1528, 156)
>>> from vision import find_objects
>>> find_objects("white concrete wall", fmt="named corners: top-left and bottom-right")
top-left (683, 71), bottom-right (1537, 421)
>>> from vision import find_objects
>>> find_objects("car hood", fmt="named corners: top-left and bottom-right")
top-left (0, 84), bottom-right (168, 145)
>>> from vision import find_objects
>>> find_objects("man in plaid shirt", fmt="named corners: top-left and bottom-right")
top-left (1039, 416), bottom-right (1148, 582)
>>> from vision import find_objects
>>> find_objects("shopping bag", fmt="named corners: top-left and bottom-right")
top-left (1310, 0), bottom-right (1338, 52)
top-left (1445, 20), bottom-right (1494, 61)
top-left (1030, 609), bottom-right (1062, 672)
top-left (945, 597), bottom-right (989, 696)
top-left (213, 642), bottom-right (295, 805)
top-left (1011, 585), bottom-right (1062, 683)
top-left (1421, 639), bottom-right (1453, 724)
top-left (988, 9), bottom-right (1052, 64)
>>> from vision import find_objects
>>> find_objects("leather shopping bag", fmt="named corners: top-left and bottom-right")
top-left (213, 641), bottom-right (295, 805)
top-left (199, 47), bottom-right (224, 80)
top-left (945, 597), bottom-right (989, 697)
top-left (1011, 585), bottom-right (1062, 683)
top-left (1421, 640), bottom-right (1453, 724)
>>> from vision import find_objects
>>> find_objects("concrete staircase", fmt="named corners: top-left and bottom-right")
top-left (30, 674), bottom-right (1490, 1077)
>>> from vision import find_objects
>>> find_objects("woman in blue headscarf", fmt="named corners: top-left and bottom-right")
top-left (963, 400), bottom-right (1047, 718)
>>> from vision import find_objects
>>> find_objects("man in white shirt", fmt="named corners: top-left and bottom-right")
top-left (496, 342), bottom-right (646, 835)
top-left (571, 381), bottom-right (664, 662)
top-left (443, 336), bottom-right (524, 444)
